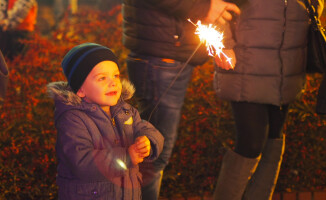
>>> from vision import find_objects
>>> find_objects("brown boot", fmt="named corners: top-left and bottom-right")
top-left (242, 135), bottom-right (285, 200)
top-left (213, 150), bottom-right (261, 200)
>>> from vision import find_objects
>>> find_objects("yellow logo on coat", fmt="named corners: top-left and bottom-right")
top-left (124, 117), bottom-right (133, 125)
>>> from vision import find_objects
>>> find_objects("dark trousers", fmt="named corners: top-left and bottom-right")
top-left (231, 101), bottom-right (289, 158)
top-left (126, 52), bottom-right (194, 200)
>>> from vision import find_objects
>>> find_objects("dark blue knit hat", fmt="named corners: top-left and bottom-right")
top-left (61, 43), bottom-right (119, 93)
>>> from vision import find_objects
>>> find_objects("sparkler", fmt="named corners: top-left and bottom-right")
top-left (148, 14), bottom-right (232, 121)
top-left (188, 19), bottom-right (233, 67)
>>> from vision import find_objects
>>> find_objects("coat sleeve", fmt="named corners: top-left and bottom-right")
top-left (131, 107), bottom-right (164, 162)
top-left (56, 111), bottom-right (129, 181)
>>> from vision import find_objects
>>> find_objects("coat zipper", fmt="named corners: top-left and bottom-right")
top-left (279, 0), bottom-right (288, 109)
top-left (109, 111), bottom-right (126, 194)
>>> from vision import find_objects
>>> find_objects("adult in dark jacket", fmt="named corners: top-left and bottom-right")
top-left (47, 43), bottom-right (164, 200)
top-left (213, 0), bottom-right (324, 199)
top-left (122, 0), bottom-right (240, 199)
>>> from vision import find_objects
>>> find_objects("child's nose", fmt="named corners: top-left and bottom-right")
top-left (108, 78), bottom-right (117, 87)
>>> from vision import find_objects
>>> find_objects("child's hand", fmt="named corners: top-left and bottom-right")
top-left (128, 143), bottom-right (143, 165)
top-left (135, 136), bottom-right (151, 158)
top-left (128, 136), bottom-right (151, 165)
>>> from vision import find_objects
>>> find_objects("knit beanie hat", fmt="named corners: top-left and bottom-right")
top-left (61, 43), bottom-right (119, 93)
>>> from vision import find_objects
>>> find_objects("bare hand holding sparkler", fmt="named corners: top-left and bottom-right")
top-left (203, 0), bottom-right (240, 69)
top-left (214, 49), bottom-right (236, 70)
top-left (205, 0), bottom-right (240, 24)
top-left (189, 19), bottom-right (235, 69)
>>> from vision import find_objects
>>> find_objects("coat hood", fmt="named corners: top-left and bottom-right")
top-left (47, 79), bottom-right (135, 121)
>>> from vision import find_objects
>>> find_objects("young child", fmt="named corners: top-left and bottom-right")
top-left (47, 43), bottom-right (164, 200)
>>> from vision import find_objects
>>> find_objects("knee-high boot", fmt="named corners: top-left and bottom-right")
top-left (213, 150), bottom-right (261, 200)
top-left (242, 135), bottom-right (285, 200)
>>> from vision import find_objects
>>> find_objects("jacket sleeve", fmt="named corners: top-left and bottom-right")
top-left (6, 0), bottom-right (36, 29)
top-left (131, 107), bottom-right (164, 162)
top-left (143, 0), bottom-right (211, 20)
top-left (56, 111), bottom-right (129, 181)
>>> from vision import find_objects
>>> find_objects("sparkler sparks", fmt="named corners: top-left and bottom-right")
top-left (188, 19), bottom-right (233, 68)
top-left (116, 159), bottom-right (127, 170)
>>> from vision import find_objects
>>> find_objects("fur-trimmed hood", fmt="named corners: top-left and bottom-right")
top-left (47, 79), bottom-right (135, 121)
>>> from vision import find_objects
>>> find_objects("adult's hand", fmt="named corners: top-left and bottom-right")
top-left (214, 49), bottom-right (236, 70)
top-left (205, 0), bottom-right (240, 24)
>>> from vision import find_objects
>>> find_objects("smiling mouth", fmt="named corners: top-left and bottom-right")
top-left (106, 91), bottom-right (117, 96)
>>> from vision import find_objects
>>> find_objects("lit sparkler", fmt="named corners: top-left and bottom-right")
top-left (148, 18), bottom-right (233, 121)
top-left (188, 19), bottom-right (233, 68)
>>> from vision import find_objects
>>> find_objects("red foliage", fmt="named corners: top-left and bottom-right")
top-left (0, 5), bottom-right (326, 200)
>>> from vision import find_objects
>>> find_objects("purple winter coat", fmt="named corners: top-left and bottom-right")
top-left (47, 79), bottom-right (164, 200)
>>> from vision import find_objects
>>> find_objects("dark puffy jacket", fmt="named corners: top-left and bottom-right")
top-left (47, 80), bottom-right (164, 200)
top-left (214, 0), bottom-right (324, 106)
top-left (122, 0), bottom-right (211, 65)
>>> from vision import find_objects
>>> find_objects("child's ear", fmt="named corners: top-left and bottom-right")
top-left (76, 88), bottom-right (86, 98)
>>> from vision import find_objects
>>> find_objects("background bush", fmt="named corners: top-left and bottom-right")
top-left (0, 5), bottom-right (325, 199)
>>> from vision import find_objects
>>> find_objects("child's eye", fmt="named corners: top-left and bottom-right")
top-left (114, 74), bottom-right (120, 79)
top-left (98, 77), bottom-right (106, 81)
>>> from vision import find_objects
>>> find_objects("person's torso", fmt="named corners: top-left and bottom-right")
top-left (215, 0), bottom-right (311, 105)
top-left (122, 0), bottom-right (210, 65)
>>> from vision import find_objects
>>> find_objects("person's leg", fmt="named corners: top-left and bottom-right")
top-left (268, 104), bottom-right (289, 139)
top-left (54, 0), bottom-right (65, 22)
top-left (0, 49), bottom-right (9, 105)
top-left (242, 104), bottom-right (289, 200)
top-left (213, 101), bottom-right (269, 200)
top-left (232, 101), bottom-right (270, 158)
top-left (0, 30), bottom-right (9, 58)
top-left (127, 53), bottom-right (194, 200)
top-left (69, 0), bottom-right (78, 14)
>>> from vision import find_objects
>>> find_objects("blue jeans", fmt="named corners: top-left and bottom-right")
top-left (126, 53), bottom-right (194, 200)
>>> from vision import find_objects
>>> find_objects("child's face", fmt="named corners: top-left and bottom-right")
top-left (77, 61), bottom-right (122, 111)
